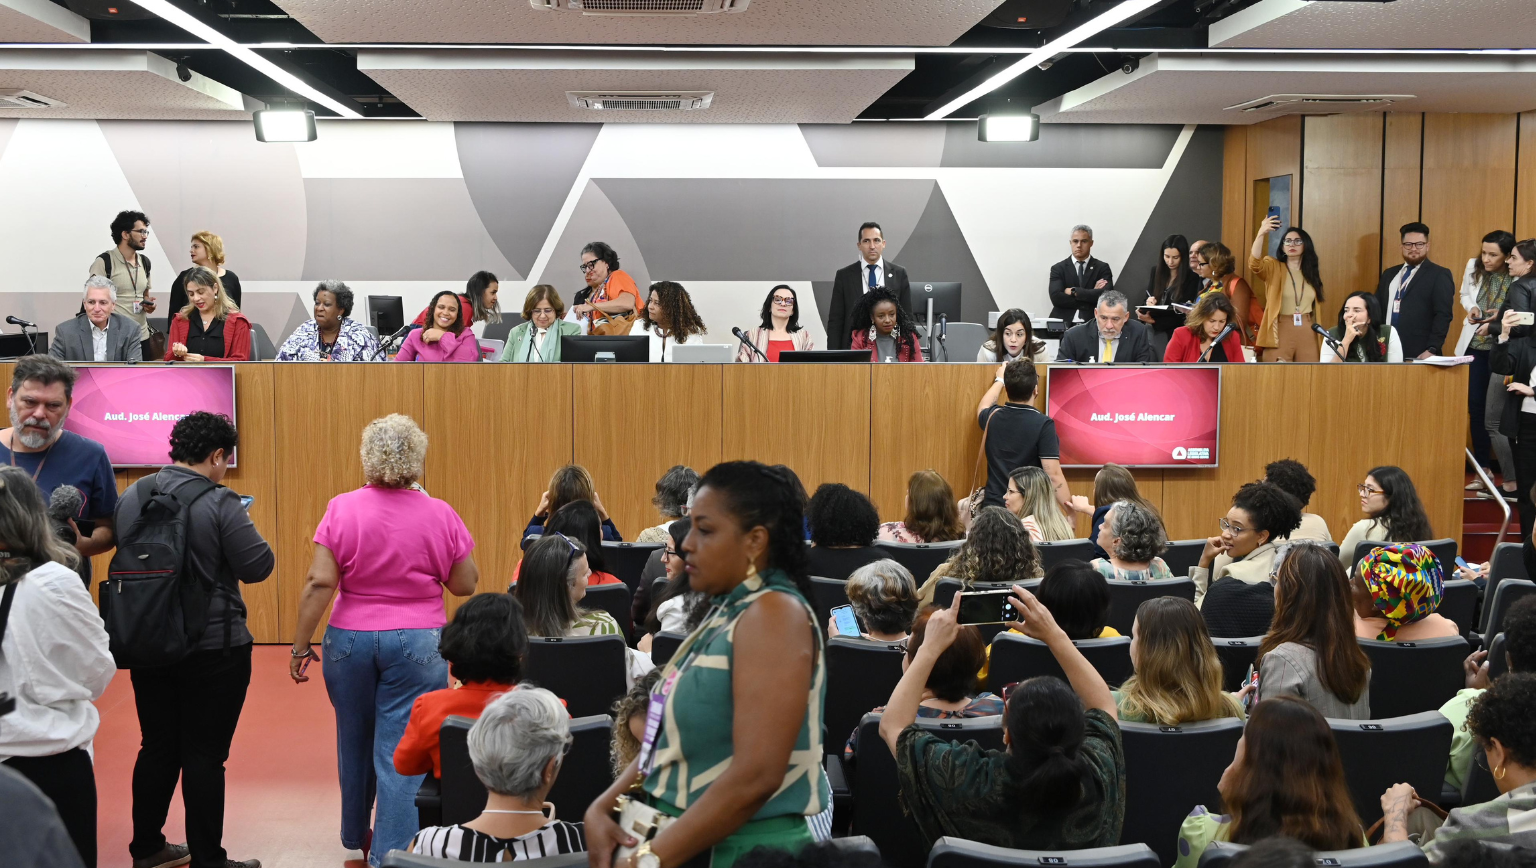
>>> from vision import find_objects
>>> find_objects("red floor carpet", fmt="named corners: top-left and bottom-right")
top-left (94, 646), bottom-right (366, 868)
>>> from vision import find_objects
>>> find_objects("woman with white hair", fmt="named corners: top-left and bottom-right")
top-left (1089, 501), bottom-right (1173, 581)
top-left (410, 685), bottom-right (587, 862)
top-left (288, 414), bottom-right (481, 866)
top-left (836, 558), bottom-right (919, 643)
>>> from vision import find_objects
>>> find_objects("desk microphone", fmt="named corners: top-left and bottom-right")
top-left (1311, 322), bottom-right (1344, 353)
top-left (1199, 323), bottom-right (1236, 362)
top-left (732, 327), bottom-right (768, 361)
top-left (6, 316), bottom-right (36, 328)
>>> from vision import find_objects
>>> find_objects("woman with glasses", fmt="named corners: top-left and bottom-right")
top-left (514, 533), bottom-right (653, 686)
top-left (572, 241), bottom-right (641, 335)
top-left (1190, 481), bottom-right (1302, 606)
top-left (737, 285), bottom-right (816, 362)
top-left (1249, 215), bottom-right (1325, 362)
top-left (1337, 466), bottom-right (1434, 572)
top-left (642, 519), bottom-right (708, 639)
top-left (501, 285), bottom-right (581, 362)
top-left (289, 414), bottom-right (480, 865)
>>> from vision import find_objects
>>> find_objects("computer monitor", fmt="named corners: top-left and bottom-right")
top-left (910, 282), bottom-right (962, 325)
top-left (778, 350), bottom-right (869, 364)
top-left (0, 333), bottom-right (38, 359)
top-left (561, 335), bottom-right (650, 363)
top-left (369, 295), bottom-right (404, 338)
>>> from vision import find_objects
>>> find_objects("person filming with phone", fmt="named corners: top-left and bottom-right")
top-left (1490, 285), bottom-right (1536, 537)
top-left (879, 587), bottom-right (1124, 853)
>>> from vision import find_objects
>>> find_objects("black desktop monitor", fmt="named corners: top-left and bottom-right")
top-left (561, 334), bottom-right (650, 363)
top-left (0, 333), bottom-right (41, 359)
top-left (778, 350), bottom-right (869, 364)
top-left (369, 295), bottom-right (404, 337)
top-left (910, 282), bottom-right (962, 323)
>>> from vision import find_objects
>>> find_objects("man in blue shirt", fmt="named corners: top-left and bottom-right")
top-left (0, 356), bottom-right (116, 580)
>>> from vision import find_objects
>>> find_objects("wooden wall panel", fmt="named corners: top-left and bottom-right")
top-left (1381, 113), bottom-right (1423, 270)
top-left (870, 364), bottom-right (994, 522)
top-left (1222, 126), bottom-right (1249, 261)
top-left (274, 363), bottom-right (424, 643)
top-left (425, 365), bottom-right (571, 604)
top-left (1519, 112), bottom-right (1536, 240)
top-left (1421, 113), bottom-right (1518, 334)
top-left (1241, 116), bottom-right (1303, 324)
top-left (222, 363), bottom-right (279, 641)
top-left (1303, 114), bottom-right (1384, 326)
top-left (722, 365), bottom-right (870, 498)
top-left (572, 364), bottom-right (721, 543)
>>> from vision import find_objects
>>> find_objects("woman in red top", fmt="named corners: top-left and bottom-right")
top-left (394, 593), bottom-right (527, 780)
top-left (849, 288), bottom-right (925, 363)
top-left (1164, 292), bottom-right (1247, 363)
top-left (510, 501), bottom-right (624, 587)
top-left (165, 266), bottom-right (252, 361)
top-left (736, 285), bottom-right (816, 362)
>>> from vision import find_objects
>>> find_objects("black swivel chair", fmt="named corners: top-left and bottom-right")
top-left (1198, 840), bottom-right (1428, 868)
top-left (1161, 540), bottom-right (1207, 578)
top-left (1117, 718), bottom-right (1244, 865)
top-left (582, 584), bottom-right (634, 643)
top-left (600, 542), bottom-right (663, 594)
top-left (824, 637), bottom-right (907, 756)
top-left (810, 577), bottom-right (851, 628)
top-left (985, 633), bottom-right (1133, 694)
top-left (1331, 712), bottom-right (1452, 826)
top-left (1212, 637), bottom-right (1263, 692)
top-left (852, 714), bottom-right (1005, 868)
top-left (249, 322), bottom-right (277, 361)
top-left (1036, 540), bottom-right (1096, 571)
top-left (877, 540), bottom-right (963, 583)
top-left (1103, 577), bottom-right (1196, 635)
top-left (650, 631), bottom-right (687, 668)
top-left (1359, 635), bottom-right (1469, 719)
top-left (524, 635), bottom-right (627, 718)
top-left (480, 313), bottom-right (524, 344)
top-left (927, 837), bottom-right (1159, 868)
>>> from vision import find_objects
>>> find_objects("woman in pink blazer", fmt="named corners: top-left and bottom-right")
top-left (394, 291), bottom-right (482, 362)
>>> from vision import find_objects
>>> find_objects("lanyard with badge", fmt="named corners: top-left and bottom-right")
top-left (1287, 268), bottom-right (1306, 327)
top-left (633, 600), bottom-right (739, 775)
top-left (1394, 265), bottom-right (1418, 316)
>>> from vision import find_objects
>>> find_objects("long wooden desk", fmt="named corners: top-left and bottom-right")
top-left (62, 361), bottom-right (1464, 643)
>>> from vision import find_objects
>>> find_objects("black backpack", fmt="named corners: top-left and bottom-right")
top-left (97, 250), bottom-right (151, 280)
top-left (101, 472), bottom-right (223, 669)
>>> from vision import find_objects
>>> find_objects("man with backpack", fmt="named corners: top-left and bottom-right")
top-left (87, 209), bottom-right (157, 360)
top-left (109, 412), bottom-right (272, 868)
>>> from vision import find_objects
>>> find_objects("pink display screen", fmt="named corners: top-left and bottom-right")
top-left (1046, 366), bottom-right (1220, 468)
top-left (63, 365), bottom-right (237, 468)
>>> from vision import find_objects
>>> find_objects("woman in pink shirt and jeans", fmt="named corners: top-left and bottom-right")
top-left (393, 290), bottom-right (482, 362)
top-left (288, 414), bottom-right (479, 865)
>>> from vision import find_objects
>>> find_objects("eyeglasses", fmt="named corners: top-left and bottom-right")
top-left (772, 297), bottom-right (796, 306)
top-left (662, 548), bottom-right (679, 560)
top-left (1001, 681), bottom-right (1021, 704)
top-left (1402, 241), bottom-right (1429, 250)
top-left (579, 261), bottom-right (599, 273)
top-left (130, 228), bottom-right (150, 236)
top-left (553, 532), bottom-right (581, 565)
top-left (1219, 518), bottom-right (1250, 534)
top-left (1281, 238), bottom-right (1304, 248)
top-left (1358, 484), bottom-right (1385, 496)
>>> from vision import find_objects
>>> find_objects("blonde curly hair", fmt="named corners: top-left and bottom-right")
top-left (360, 414), bottom-right (427, 488)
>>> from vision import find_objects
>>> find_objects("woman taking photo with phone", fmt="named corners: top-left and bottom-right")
top-left (1491, 284), bottom-right (1536, 536)
top-left (1249, 216), bottom-right (1325, 362)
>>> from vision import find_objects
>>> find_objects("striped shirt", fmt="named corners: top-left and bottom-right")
top-left (1423, 782), bottom-right (1536, 860)
top-left (410, 821), bottom-right (586, 862)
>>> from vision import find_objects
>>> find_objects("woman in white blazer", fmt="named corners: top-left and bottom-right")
top-left (1456, 231), bottom-right (1518, 498)
top-left (736, 284), bottom-right (816, 362)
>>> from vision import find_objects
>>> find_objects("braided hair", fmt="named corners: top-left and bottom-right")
top-left (696, 461), bottom-right (810, 598)
top-left (849, 288), bottom-right (921, 355)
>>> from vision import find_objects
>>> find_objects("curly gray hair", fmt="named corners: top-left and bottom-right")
top-left (1107, 500), bottom-right (1167, 563)
top-left (468, 685), bottom-right (571, 798)
top-left (845, 558), bottom-right (919, 636)
top-left (359, 414), bottom-right (427, 488)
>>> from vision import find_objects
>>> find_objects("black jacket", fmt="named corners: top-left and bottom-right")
top-left (1047, 257), bottom-right (1115, 323)
top-left (827, 260), bottom-right (912, 350)
top-left (1376, 259), bottom-right (1455, 357)
top-left (1055, 318), bottom-right (1157, 364)
top-left (1492, 274), bottom-right (1536, 341)
top-left (1491, 336), bottom-right (1536, 439)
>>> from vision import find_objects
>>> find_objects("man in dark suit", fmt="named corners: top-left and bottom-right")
top-left (50, 276), bottom-right (143, 362)
top-left (827, 221), bottom-right (912, 350)
top-left (1048, 224), bottom-right (1114, 323)
top-left (1375, 221), bottom-right (1455, 359)
top-left (1056, 290), bottom-right (1157, 363)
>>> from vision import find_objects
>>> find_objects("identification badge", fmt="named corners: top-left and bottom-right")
top-left (636, 670), bottom-right (680, 775)
top-left (1394, 298), bottom-right (1402, 314)
top-left (1293, 313), bottom-right (1303, 327)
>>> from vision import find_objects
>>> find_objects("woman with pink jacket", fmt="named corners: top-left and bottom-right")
top-left (393, 291), bottom-right (482, 362)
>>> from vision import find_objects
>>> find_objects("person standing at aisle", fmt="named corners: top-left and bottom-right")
top-left (89, 210), bottom-right (157, 360)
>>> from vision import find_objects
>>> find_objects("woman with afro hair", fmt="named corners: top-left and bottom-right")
top-left (849, 288), bottom-right (925, 363)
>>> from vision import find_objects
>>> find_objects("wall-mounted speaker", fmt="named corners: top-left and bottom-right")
top-left (63, 0), bottom-right (156, 21)
top-left (980, 0), bottom-right (1075, 30)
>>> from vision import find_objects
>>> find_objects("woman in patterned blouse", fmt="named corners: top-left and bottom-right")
top-left (275, 280), bottom-right (381, 361)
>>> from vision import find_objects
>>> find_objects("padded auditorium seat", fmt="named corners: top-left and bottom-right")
top-left (852, 714), bottom-right (1004, 868)
top-left (985, 633), bottom-right (1132, 694)
top-left (1161, 540), bottom-right (1208, 578)
top-left (1036, 539), bottom-right (1095, 571)
top-left (1331, 712), bottom-right (1452, 826)
top-left (1351, 538), bottom-right (1457, 577)
top-left (1483, 543), bottom-right (1529, 632)
top-left (1480, 579), bottom-right (1536, 641)
top-left (524, 635), bottom-right (626, 718)
top-left (1118, 718), bottom-right (1244, 865)
top-left (1103, 577), bottom-right (1196, 635)
top-left (582, 583), bottom-right (634, 643)
top-left (600, 542), bottom-right (663, 593)
top-left (1211, 637), bottom-right (1262, 692)
top-left (650, 630), bottom-right (687, 668)
top-left (877, 539), bottom-right (964, 583)
top-left (926, 837), bottom-right (1160, 868)
top-left (932, 578), bottom-right (1039, 610)
top-left (810, 576), bottom-right (850, 628)
top-left (429, 713), bottom-right (613, 828)
top-left (1437, 579), bottom-right (1479, 639)
top-left (1359, 635), bottom-right (1468, 719)
top-left (824, 636), bottom-right (907, 756)
top-left (1198, 840), bottom-right (1428, 867)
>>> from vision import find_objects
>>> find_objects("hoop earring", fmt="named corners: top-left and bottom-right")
top-left (1495, 765), bottom-right (1508, 781)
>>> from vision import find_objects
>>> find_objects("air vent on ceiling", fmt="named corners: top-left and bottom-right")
top-left (531, 0), bottom-right (748, 14)
top-left (568, 91), bottom-right (714, 111)
top-left (1226, 94), bottom-right (1413, 114)
top-left (0, 90), bottom-right (67, 109)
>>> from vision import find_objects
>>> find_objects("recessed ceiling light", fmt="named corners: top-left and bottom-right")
top-left (254, 109), bottom-right (317, 142)
top-left (979, 113), bottom-right (1040, 142)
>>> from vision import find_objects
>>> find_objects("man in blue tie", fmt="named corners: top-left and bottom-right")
top-left (1375, 221), bottom-right (1455, 359)
top-left (827, 221), bottom-right (913, 350)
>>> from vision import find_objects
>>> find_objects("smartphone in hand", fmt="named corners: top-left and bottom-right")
top-left (830, 605), bottom-right (863, 638)
top-left (957, 589), bottom-right (1023, 626)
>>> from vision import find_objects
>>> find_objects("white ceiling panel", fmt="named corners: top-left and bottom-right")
top-left (358, 50), bottom-right (913, 123)
top-left (1035, 54), bottom-right (1536, 125)
top-left (274, 0), bottom-right (1004, 46)
top-left (1211, 0), bottom-right (1536, 50)
top-left (0, 50), bottom-right (251, 119)
top-left (0, 0), bottom-right (89, 43)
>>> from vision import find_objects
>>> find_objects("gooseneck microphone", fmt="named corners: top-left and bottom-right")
top-left (1199, 323), bottom-right (1237, 362)
top-left (732, 327), bottom-right (768, 361)
top-left (1312, 322), bottom-right (1344, 353)
top-left (6, 316), bottom-right (36, 328)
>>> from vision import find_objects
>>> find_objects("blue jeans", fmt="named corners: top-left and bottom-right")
top-left (322, 626), bottom-right (447, 866)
